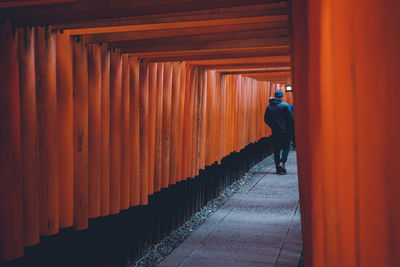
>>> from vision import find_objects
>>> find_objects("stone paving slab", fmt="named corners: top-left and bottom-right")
top-left (159, 152), bottom-right (302, 267)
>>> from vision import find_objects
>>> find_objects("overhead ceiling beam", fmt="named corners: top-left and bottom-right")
top-left (0, 0), bottom-right (77, 8)
top-left (82, 21), bottom-right (288, 43)
top-left (203, 63), bottom-right (291, 69)
top-left (62, 3), bottom-right (287, 31)
top-left (2, 0), bottom-right (283, 26)
top-left (130, 46), bottom-right (289, 61)
top-left (69, 15), bottom-right (287, 35)
top-left (218, 69), bottom-right (291, 75)
top-left (187, 56), bottom-right (290, 65)
top-left (117, 36), bottom-right (288, 54)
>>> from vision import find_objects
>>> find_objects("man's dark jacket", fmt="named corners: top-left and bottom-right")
top-left (264, 97), bottom-right (293, 138)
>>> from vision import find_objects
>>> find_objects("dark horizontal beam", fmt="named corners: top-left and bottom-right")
top-left (120, 36), bottom-right (288, 54)
top-left (135, 47), bottom-right (290, 62)
top-left (110, 26), bottom-right (288, 49)
top-left (186, 55), bottom-right (290, 65)
top-left (203, 62), bottom-right (291, 69)
top-left (0, 0), bottom-right (76, 8)
top-left (221, 69), bottom-right (291, 75)
top-left (2, 0), bottom-right (284, 27)
top-left (59, 2), bottom-right (287, 30)
top-left (83, 21), bottom-right (288, 43)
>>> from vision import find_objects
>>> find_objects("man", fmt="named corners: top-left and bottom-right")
top-left (289, 103), bottom-right (295, 149)
top-left (264, 90), bottom-right (293, 174)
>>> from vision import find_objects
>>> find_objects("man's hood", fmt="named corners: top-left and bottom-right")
top-left (269, 97), bottom-right (283, 105)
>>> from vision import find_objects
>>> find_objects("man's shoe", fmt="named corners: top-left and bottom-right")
top-left (281, 166), bottom-right (287, 174)
top-left (276, 165), bottom-right (285, 175)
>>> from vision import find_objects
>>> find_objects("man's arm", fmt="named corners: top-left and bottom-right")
top-left (285, 105), bottom-right (293, 130)
top-left (264, 106), bottom-right (271, 127)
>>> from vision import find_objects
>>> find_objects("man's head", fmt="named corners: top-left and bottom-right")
top-left (274, 89), bottom-right (284, 98)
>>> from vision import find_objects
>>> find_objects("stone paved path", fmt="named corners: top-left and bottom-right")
top-left (159, 152), bottom-right (302, 267)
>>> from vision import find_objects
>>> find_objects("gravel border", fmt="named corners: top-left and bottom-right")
top-left (132, 155), bottom-right (274, 267)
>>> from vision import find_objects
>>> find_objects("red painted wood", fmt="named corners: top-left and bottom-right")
top-left (129, 57), bottom-right (141, 206)
top-left (121, 54), bottom-right (130, 210)
top-left (56, 30), bottom-right (74, 227)
top-left (0, 20), bottom-right (24, 260)
top-left (169, 62), bottom-right (181, 184)
top-left (18, 27), bottom-right (40, 246)
top-left (100, 45), bottom-right (111, 216)
top-left (35, 26), bottom-right (59, 235)
top-left (110, 49), bottom-right (122, 214)
top-left (182, 65), bottom-right (193, 180)
top-left (161, 62), bottom-right (173, 188)
top-left (148, 62), bottom-right (157, 195)
top-left (177, 63), bottom-right (186, 181)
top-left (154, 62), bottom-right (164, 191)
top-left (139, 61), bottom-right (149, 204)
top-left (72, 37), bottom-right (88, 230)
top-left (87, 43), bottom-right (102, 218)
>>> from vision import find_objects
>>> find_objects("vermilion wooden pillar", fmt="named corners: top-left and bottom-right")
top-left (148, 62), bottom-right (157, 195)
top-left (161, 62), bottom-right (172, 188)
top-left (100, 45), bottom-right (111, 216)
top-left (35, 26), bottom-right (59, 235)
top-left (0, 20), bottom-right (23, 260)
top-left (177, 63), bottom-right (186, 182)
top-left (205, 70), bottom-right (215, 166)
top-left (88, 43), bottom-right (102, 218)
top-left (154, 63), bottom-right (164, 191)
top-left (182, 67), bottom-right (193, 179)
top-left (56, 30), bottom-right (74, 228)
top-left (199, 70), bottom-right (207, 170)
top-left (129, 57), bottom-right (140, 206)
top-left (192, 68), bottom-right (201, 176)
top-left (72, 36), bottom-right (88, 230)
top-left (139, 61), bottom-right (149, 204)
top-left (219, 76), bottom-right (226, 159)
top-left (189, 67), bottom-right (198, 178)
top-left (18, 27), bottom-right (39, 247)
top-left (170, 62), bottom-right (181, 185)
top-left (292, 0), bottom-right (400, 266)
top-left (121, 54), bottom-right (130, 210)
top-left (110, 49), bottom-right (122, 214)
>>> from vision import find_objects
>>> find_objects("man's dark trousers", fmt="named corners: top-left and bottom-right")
top-left (272, 133), bottom-right (290, 166)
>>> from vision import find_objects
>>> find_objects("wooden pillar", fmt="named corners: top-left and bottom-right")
top-left (0, 20), bottom-right (24, 260)
top-left (35, 26), bottom-right (59, 235)
top-left (139, 61), bottom-right (149, 204)
top-left (148, 62), bottom-right (157, 195)
top-left (170, 62), bottom-right (181, 185)
top-left (100, 45), bottom-right (111, 216)
top-left (110, 49), bottom-right (122, 214)
top-left (161, 62), bottom-right (173, 188)
top-left (72, 36), bottom-right (88, 230)
top-left (182, 66), bottom-right (193, 180)
top-left (177, 63), bottom-right (187, 182)
top-left (129, 57), bottom-right (140, 206)
top-left (219, 76), bottom-right (227, 160)
top-left (199, 70), bottom-right (207, 170)
top-left (18, 27), bottom-right (39, 247)
top-left (225, 76), bottom-right (232, 154)
top-left (56, 30), bottom-right (74, 228)
top-left (189, 68), bottom-right (197, 178)
top-left (205, 70), bottom-right (215, 166)
top-left (121, 54), bottom-right (130, 210)
top-left (154, 63), bottom-right (164, 192)
top-left (292, 0), bottom-right (400, 266)
top-left (87, 43), bottom-right (102, 218)
top-left (193, 68), bottom-right (201, 176)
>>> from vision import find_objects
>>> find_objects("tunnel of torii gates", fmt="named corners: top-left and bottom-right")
top-left (0, 0), bottom-right (399, 266)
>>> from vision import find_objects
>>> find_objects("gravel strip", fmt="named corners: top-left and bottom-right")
top-left (132, 155), bottom-right (273, 267)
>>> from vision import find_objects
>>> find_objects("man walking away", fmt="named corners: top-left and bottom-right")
top-left (264, 90), bottom-right (293, 174)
